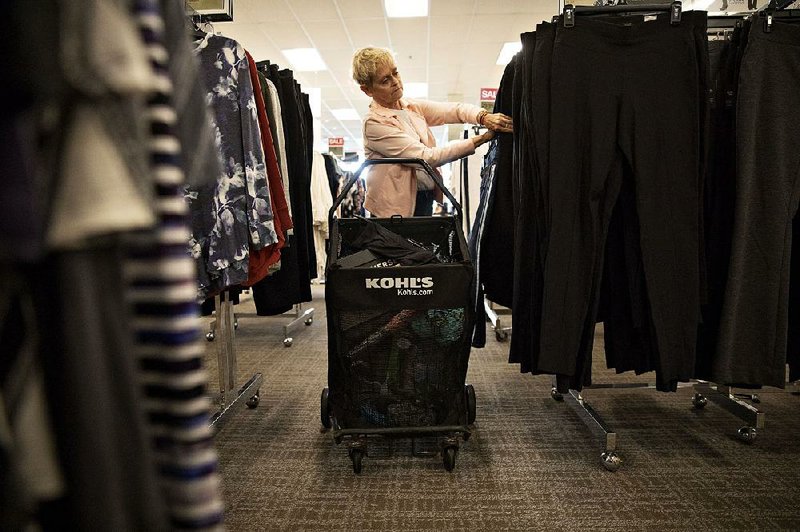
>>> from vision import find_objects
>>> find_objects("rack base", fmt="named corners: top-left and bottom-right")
top-left (484, 298), bottom-right (511, 342)
top-left (692, 381), bottom-right (765, 443)
top-left (210, 372), bottom-right (262, 431)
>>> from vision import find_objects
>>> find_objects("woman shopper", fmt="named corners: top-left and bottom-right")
top-left (352, 46), bottom-right (513, 218)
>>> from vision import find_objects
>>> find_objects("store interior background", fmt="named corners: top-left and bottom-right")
top-left (199, 2), bottom-right (800, 530)
top-left (213, 0), bottom-right (752, 222)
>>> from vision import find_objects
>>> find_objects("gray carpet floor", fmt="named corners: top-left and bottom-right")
top-left (206, 285), bottom-right (800, 531)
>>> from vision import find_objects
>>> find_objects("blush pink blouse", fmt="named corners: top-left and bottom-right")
top-left (362, 98), bottom-right (484, 218)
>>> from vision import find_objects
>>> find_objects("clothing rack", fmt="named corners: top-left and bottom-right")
top-left (549, 377), bottom-right (765, 471)
top-left (541, 7), bottom-right (774, 470)
top-left (206, 295), bottom-right (314, 348)
top-left (208, 290), bottom-right (262, 431)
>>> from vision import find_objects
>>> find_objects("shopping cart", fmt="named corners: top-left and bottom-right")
top-left (321, 158), bottom-right (477, 474)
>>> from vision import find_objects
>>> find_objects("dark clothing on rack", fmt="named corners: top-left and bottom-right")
top-left (508, 30), bottom-right (538, 373)
top-left (695, 32), bottom-right (740, 380)
top-left (537, 12), bottom-right (706, 388)
top-left (716, 20), bottom-right (800, 387)
top-left (251, 64), bottom-right (316, 315)
top-left (468, 56), bottom-right (517, 347)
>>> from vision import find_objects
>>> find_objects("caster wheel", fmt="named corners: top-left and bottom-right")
top-left (551, 387), bottom-right (564, 402)
top-left (283, 337), bottom-right (293, 347)
top-left (233, 318), bottom-right (238, 329)
top-left (692, 393), bottom-right (708, 409)
top-left (305, 317), bottom-right (313, 326)
top-left (246, 392), bottom-right (259, 409)
top-left (320, 388), bottom-right (332, 429)
top-left (443, 446), bottom-right (457, 472)
top-left (601, 451), bottom-right (622, 472)
top-left (206, 331), bottom-right (215, 342)
top-left (750, 394), bottom-right (760, 404)
top-left (349, 449), bottom-right (364, 474)
top-left (462, 431), bottom-right (471, 442)
top-left (495, 330), bottom-right (508, 342)
top-left (737, 426), bottom-right (757, 443)
top-left (334, 435), bottom-right (343, 445)
top-left (465, 384), bottom-right (476, 425)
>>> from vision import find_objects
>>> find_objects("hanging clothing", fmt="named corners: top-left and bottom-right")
top-left (125, 0), bottom-right (225, 528)
top-left (311, 151), bottom-right (334, 280)
top-left (251, 63), bottom-right (316, 315)
top-left (190, 32), bottom-right (278, 299)
top-left (716, 19), bottom-right (800, 387)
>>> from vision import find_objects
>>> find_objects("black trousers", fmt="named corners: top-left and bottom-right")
top-left (537, 12), bottom-right (705, 385)
top-left (716, 20), bottom-right (800, 388)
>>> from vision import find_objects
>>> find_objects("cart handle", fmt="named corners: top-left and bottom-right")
top-left (328, 158), bottom-right (464, 229)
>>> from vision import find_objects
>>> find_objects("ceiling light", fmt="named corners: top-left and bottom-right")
top-left (403, 82), bottom-right (428, 98)
top-left (331, 108), bottom-right (361, 121)
top-left (384, 0), bottom-right (428, 18)
top-left (281, 48), bottom-right (327, 72)
top-left (496, 41), bottom-right (522, 65)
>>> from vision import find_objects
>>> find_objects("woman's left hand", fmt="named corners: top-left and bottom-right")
top-left (483, 112), bottom-right (513, 133)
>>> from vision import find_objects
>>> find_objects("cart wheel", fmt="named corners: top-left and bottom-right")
top-left (206, 331), bottom-right (215, 342)
top-left (465, 384), bottom-right (476, 425)
top-left (495, 329), bottom-right (508, 342)
top-left (233, 317), bottom-right (238, 329)
top-left (305, 317), bottom-right (313, 326)
top-left (692, 393), bottom-right (708, 409)
top-left (283, 337), bottom-right (293, 347)
top-left (601, 451), bottom-right (622, 472)
top-left (350, 449), bottom-right (364, 474)
top-left (551, 387), bottom-right (564, 402)
top-left (750, 394), bottom-right (761, 404)
top-left (737, 426), bottom-right (757, 443)
top-left (320, 388), bottom-right (332, 429)
top-left (443, 446), bottom-right (457, 472)
top-left (246, 391), bottom-right (260, 409)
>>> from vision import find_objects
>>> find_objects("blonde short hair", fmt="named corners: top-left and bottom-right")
top-left (351, 46), bottom-right (395, 86)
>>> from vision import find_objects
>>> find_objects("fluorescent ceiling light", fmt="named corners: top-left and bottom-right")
top-left (496, 41), bottom-right (522, 65)
top-left (281, 48), bottom-right (327, 72)
top-left (403, 82), bottom-right (428, 98)
top-left (384, 0), bottom-right (428, 18)
top-left (331, 108), bottom-right (361, 121)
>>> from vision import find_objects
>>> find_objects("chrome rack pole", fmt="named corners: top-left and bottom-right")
top-left (551, 377), bottom-right (629, 472)
top-left (209, 291), bottom-right (262, 431)
top-left (691, 381), bottom-right (765, 443)
top-left (281, 302), bottom-right (315, 348)
top-left (551, 379), bottom-right (699, 471)
top-left (483, 297), bottom-right (512, 342)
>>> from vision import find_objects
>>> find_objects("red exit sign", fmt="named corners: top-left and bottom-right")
top-left (480, 88), bottom-right (498, 101)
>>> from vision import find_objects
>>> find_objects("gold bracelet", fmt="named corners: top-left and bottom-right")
top-left (478, 110), bottom-right (488, 126)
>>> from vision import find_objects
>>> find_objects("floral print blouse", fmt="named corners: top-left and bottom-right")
top-left (189, 33), bottom-right (277, 298)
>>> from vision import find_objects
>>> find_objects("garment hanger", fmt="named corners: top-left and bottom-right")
top-left (561, 0), bottom-right (683, 28)
top-left (760, 0), bottom-right (800, 32)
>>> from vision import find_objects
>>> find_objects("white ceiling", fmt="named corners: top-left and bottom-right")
top-left (214, 0), bottom-right (560, 153)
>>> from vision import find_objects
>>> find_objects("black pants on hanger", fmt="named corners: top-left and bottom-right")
top-left (509, 30), bottom-right (537, 371)
top-left (537, 12), bottom-right (706, 385)
top-left (716, 20), bottom-right (800, 387)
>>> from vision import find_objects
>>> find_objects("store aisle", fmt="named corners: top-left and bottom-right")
top-left (206, 286), bottom-right (800, 531)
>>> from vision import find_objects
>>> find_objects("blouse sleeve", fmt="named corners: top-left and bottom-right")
top-left (364, 117), bottom-right (476, 167)
top-left (407, 99), bottom-right (484, 127)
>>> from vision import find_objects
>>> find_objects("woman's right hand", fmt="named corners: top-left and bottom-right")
top-left (472, 130), bottom-right (495, 148)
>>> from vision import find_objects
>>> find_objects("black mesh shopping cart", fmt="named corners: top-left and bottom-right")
top-left (321, 158), bottom-right (477, 474)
